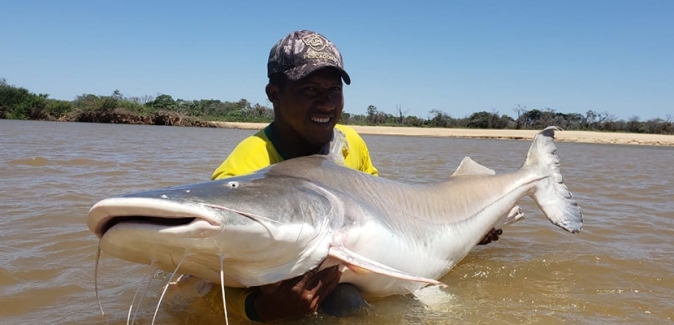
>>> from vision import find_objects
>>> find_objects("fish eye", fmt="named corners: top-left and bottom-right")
top-left (227, 181), bottom-right (240, 189)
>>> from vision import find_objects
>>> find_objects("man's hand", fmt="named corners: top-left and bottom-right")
top-left (252, 265), bottom-right (342, 322)
top-left (478, 228), bottom-right (503, 245)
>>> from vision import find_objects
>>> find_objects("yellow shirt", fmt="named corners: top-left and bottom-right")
top-left (209, 123), bottom-right (378, 320)
top-left (212, 124), bottom-right (378, 180)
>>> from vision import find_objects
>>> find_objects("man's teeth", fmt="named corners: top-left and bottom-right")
top-left (310, 117), bottom-right (331, 123)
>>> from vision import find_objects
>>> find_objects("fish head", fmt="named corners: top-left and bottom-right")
top-left (87, 170), bottom-right (344, 287)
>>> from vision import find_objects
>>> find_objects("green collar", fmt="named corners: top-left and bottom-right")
top-left (264, 122), bottom-right (290, 161)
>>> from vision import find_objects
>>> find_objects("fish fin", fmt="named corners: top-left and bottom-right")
top-left (345, 264), bottom-right (372, 275)
top-left (452, 158), bottom-right (526, 229)
top-left (321, 128), bottom-right (348, 164)
top-left (451, 157), bottom-right (496, 176)
top-left (494, 205), bottom-right (525, 229)
top-left (523, 126), bottom-right (583, 233)
top-left (328, 244), bottom-right (446, 287)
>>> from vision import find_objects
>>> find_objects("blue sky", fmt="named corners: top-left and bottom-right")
top-left (2, 0), bottom-right (672, 121)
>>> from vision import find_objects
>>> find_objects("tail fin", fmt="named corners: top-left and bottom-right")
top-left (523, 126), bottom-right (583, 233)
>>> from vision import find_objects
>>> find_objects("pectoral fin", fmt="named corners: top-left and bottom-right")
top-left (327, 244), bottom-right (446, 287)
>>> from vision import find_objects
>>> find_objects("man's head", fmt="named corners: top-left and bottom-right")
top-left (267, 30), bottom-right (350, 86)
top-left (265, 30), bottom-right (350, 146)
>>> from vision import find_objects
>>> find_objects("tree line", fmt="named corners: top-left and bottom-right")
top-left (345, 104), bottom-right (672, 134)
top-left (0, 78), bottom-right (273, 126)
top-left (1, 77), bottom-right (671, 134)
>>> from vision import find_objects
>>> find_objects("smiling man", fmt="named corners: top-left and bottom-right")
top-left (211, 30), bottom-right (378, 180)
top-left (210, 30), bottom-right (378, 322)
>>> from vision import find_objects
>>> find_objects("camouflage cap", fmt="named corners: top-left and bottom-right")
top-left (267, 30), bottom-right (351, 85)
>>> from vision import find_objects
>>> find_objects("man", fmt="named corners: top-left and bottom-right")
top-left (206, 29), bottom-right (502, 322)
top-left (211, 30), bottom-right (377, 322)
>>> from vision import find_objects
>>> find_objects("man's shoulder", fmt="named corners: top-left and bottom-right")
top-left (335, 124), bottom-right (365, 142)
top-left (224, 126), bottom-right (278, 166)
top-left (211, 127), bottom-right (276, 180)
top-left (232, 128), bottom-right (271, 151)
top-left (334, 124), bottom-right (378, 176)
top-left (335, 123), bottom-right (357, 134)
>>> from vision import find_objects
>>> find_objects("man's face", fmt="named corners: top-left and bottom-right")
top-left (273, 68), bottom-right (344, 145)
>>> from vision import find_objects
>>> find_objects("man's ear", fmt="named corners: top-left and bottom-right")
top-left (265, 83), bottom-right (280, 104)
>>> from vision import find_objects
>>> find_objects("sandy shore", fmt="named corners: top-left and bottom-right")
top-left (210, 122), bottom-right (674, 147)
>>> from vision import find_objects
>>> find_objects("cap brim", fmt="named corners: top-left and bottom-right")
top-left (284, 62), bottom-right (351, 85)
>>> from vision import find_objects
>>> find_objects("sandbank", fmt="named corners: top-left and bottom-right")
top-left (210, 122), bottom-right (674, 147)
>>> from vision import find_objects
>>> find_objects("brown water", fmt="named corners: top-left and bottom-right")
top-left (1, 119), bottom-right (672, 325)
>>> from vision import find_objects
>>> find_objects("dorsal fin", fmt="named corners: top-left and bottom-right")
top-left (320, 128), bottom-right (348, 165)
top-left (450, 157), bottom-right (527, 230)
top-left (451, 157), bottom-right (496, 176)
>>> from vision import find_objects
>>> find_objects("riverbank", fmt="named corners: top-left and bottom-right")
top-left (210, 121), bottom-right (674, 147)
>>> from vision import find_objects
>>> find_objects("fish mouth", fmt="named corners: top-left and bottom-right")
top-left (99, 216), bottom-right (197, 236)
top-left (87, 197), bottom-right (223, 239)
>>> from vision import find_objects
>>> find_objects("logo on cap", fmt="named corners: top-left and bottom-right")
top-left (302, 34), bottom-right (327, 52)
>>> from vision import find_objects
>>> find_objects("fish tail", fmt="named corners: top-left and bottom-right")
top-left (523, 126), bottom-right (583, 233)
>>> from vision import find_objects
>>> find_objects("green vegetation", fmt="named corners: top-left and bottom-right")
top-left (0, 78), bottom-right (271, 127)
top-left (347, 104), bottom-right (673, 134)
top-left (1, 77), bottom-right (672, 134)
